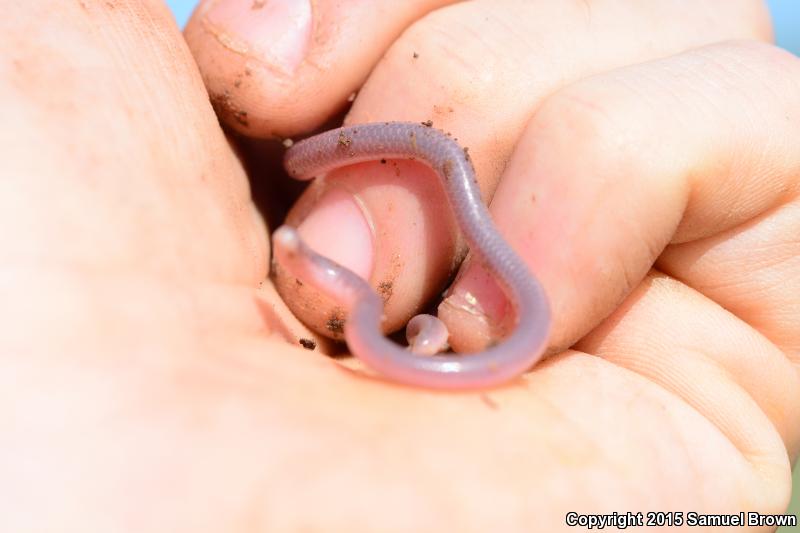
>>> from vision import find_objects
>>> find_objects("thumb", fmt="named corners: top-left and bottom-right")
top-left (184, 0), bottom-right (457, 138)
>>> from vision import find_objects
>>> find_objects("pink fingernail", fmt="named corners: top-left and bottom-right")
top-left (448, 260), bottom-right (510, 323)
top-left (205, 0), bottom-right (312, 73)
top-left (297, 188), bottom-right (374, 281)
top-left (437, 259), bottom-right (511, 352)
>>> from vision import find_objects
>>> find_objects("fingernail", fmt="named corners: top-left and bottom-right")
top-left (297, 188), bottom-right (374, 280)
top-left (437, 259), bottom-right (511, 352)
top-left (205, 0), bottom-right (312, 73)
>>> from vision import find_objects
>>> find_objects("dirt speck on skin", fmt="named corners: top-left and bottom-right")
top-left (409, 130), bottom-right (417, 150)
top-left (377, 281), bottom-right (394, 301)
top-left (209, 89), bottom-right (249, 127)
top-left (413, 52), bottom-right (419, 59)
top-left (380, 158), bottom-right (387, 164)
top-left (326, 311), bottom-right (346, 335)
top-left (299, 338), bottom-right (317, 350)
top-left (421, 119), bottom-right (433, 128)
top-left (463, 146), bottom-right (471, 163)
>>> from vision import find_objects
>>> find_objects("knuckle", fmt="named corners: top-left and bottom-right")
top-left (391, 3), bottom-right (536, 107)
top-left (533, 79), bottom-right (650, 176)
top-left (701, 40), bottom-right (800, 83)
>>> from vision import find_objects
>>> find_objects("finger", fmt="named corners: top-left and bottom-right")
top-left (658, 195), bottom-right (800, 363)
top-left (183, 0), bottom-right (458, 137)
top-left (276, 0), bottom-right (770, 338)
top-left (0, 0), bottom-right (262, 282)
top-left (0, 0), bottom-right (327, 348)
top-left (576, 272), bottom-right (800, 464)
top-left (440, 41), bottom-right (800, 358)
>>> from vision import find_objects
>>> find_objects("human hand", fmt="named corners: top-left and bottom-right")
top-left (3, 0), bottom-right (798, 531)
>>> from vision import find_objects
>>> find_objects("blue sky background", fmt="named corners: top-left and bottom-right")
top-left (167, 0), bottom-right (195, 28)
top-left (166, 0), bottom-right (799, 54)
top-left (768, 0), bottom-right (800, 53)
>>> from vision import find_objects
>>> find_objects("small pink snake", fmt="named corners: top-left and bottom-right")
top-left (273, 122), bottom-right (551, 389)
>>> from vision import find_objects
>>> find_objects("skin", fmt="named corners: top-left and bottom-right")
top-left (2, 1), bottom-right (799, 532)
top-left (275, 123), bottom-right (551, 388)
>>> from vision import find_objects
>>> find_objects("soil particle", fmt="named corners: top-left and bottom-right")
top-left (326, 310), bottom-right (346, 335)
top-left (299, 338), bottom-right (317, 350)
top-left (377, 280), bottom-right (394, 301)
top-left (209, 89), bottom-right (249, 127)
top-left (337, 131), bottom-right (352, 147)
